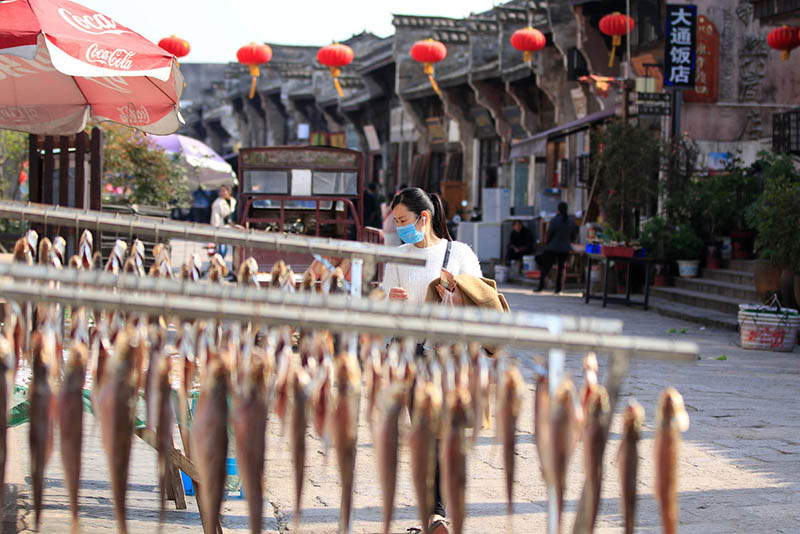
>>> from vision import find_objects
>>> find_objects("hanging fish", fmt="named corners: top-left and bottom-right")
top-left (409, 379), bottom-right (443, 534)
top-left (105, 239), bottom-right (128, 274)
top-left (58, 342), bottom-right (89, 534)
top-left (311, 350), bottom-right (333, 442)
top-left (29, 329), bottom-right (55, 531)
top-left (618, 401), bottom-right (645, 534)
top-left (533, 374), bottom-right (550, 485)
top-left (52, 236), bottom-right (66, 266)
top-left (580, 352), bottom-right (599, 417)
top-left (130, 239), bottom-right (146, 274)
top-left (290, 365), bottom-right (311, 526)
top-left (232, 354), bottom-right (269, 534)
top-left (332, 351), bottom-right (361, 534)
top-left (468, 343), bottom-right (491, 443)
top-left (364, 341), bottom-right (384, 432)
top-left (376, 383), bottom-right (405, 534)
top-left (548, 378), bottom-right (579, 531)
top-left (441, 385), bottom-right (471, 534)
top-left (154, 355), bottom-right (174, 522)
top-left (654, 388), bottom-right (689, 534)
top-left (0, 334), bottom-right (14, 516)
top-left (582, 385), bottom-right (610, 533)
top-left (497, 362), bottom-right (523, 514)
top-left (78, 230), bottom-right (94, 269)
top-left (96, 326), bottom-right (140, 534)
top-left (208, 253), bottom-right (228, 282)
top-left (191, 359), bottom-right (229, 534)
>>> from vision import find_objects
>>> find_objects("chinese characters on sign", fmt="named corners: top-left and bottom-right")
top-left (684, 15), bottom-right (719, 103)
top-left (664, 4), bottom-right (697, 88)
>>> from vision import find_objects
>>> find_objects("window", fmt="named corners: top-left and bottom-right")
top-left (479, 138), bottom-right (501, 199)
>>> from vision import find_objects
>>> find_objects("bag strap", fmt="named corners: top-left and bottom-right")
top-left (442, 240), bottom-right (452, 271)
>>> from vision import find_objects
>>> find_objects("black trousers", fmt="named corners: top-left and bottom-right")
top-left (536, 251), bottom-right (569, 290)
top-left (506, 245), bottom-right (532, 262)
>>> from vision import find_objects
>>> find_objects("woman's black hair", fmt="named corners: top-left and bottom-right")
top-left (557, 201), bottom-right (568, 222)
top-left (391, 187), bottom-right (453, 241)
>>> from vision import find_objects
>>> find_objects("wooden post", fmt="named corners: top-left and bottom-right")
top-left (90, 128), bottom-right (103, 250)
top-left (74, 132), bottom-right (87, 209)
top-left (28, 135), bottom-right (41, 204)
top-left (42, 136), bottom-right (54, 207)
top-left (59, 136), bottom-right (70, 206)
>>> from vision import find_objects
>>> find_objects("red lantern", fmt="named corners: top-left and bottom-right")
top-left (410, 39), bottom-right (447, 95)
top-left (237, 42), bottom-right (273, 99)
top-left (158, 36), bottom-right (190, 59)
top-left (317, 43), bottom-right (354, 97)
top-left (510, 27), bottom-right (546, 63)
top-left (767, 25), bottom-right (800, 61)
top-left (599, 12), bottom-right (634, 67)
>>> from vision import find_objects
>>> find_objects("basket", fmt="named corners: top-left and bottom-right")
top-left (738, 305), bottom-right (800, 352)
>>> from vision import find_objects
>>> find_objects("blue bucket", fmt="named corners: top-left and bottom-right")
top-left (226, 457), bottom-right (244, 499)
top-left (179, 470), bottom-right (194, 496)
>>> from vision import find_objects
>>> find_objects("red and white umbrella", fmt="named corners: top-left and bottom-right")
top-left (0, 0), bottom-right (184, 135)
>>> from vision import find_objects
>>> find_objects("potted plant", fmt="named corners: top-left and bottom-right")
top-left (671, 224), bottom-right (704, 277)
top-left (640, 215), bottom-right (672, 286)
top-left (747, 151), bottom-right (800, 305)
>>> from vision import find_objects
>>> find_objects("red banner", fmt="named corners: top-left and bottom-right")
top-left (683, 14), bottom-right (719, 103)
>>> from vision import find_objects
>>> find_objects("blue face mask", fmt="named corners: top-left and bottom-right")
top-left (397, 214), bottom-right (424, 244)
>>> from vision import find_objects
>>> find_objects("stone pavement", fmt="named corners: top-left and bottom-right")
top-left (4, 287), bottom-right (799, 533)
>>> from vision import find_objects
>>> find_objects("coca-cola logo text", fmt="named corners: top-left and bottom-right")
top-left (117, 103), bottom-right (150, 126)
top-left (0, 106), bottom-right (39, 124)
top-left (57, 8), bottom-right (131, 36)
top-left (86, 44), bottom-right (135, 70)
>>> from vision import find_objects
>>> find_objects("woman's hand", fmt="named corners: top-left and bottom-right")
top-left (389, 287), bottom-right (408, 301)
top-left (435, 283), bottom-right (464, 306)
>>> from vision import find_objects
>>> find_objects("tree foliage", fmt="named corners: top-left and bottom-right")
top-left (591, 120), bottom-right (661, 238)
top-left (100, 124), bottom-right (190, 208)
top-left (0, 129), bottom-right (28, 200)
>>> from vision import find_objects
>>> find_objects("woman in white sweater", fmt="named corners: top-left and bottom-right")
top-left (382, 187), bottom-right (481, 534)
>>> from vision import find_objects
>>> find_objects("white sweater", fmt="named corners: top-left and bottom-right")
top-left (382, 239), bottom-right (483, 304)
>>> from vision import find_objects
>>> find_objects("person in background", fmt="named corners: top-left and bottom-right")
top-left (381, 182), bottom-right (408, 247)
top-left (506, 220), bottom-right (534, 270)
top-left (363, 182), bottom-right (382, 229)
top-left (210, 184), bottom-right (236, 259)
top-left (534, 201), bottom-right (576, 294)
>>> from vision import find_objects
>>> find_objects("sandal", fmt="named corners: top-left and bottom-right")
top-left (430, 518), bottom-right (451, 534)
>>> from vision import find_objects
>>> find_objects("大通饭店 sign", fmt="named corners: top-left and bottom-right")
top-left (664, 4), bottom-right (697, 88)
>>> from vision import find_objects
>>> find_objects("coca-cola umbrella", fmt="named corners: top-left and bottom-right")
top-left (149, 133), bottom-right (236, 187)
top-left (0, 0), bottom-right (184, 135)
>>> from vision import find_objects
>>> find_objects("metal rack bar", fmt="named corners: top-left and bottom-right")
top-left (0, 200), bottom-right (425, 266)
top-left (0, 281), bottom-right (698, 361)
top-left (0, 263), bottom-right (624, 335)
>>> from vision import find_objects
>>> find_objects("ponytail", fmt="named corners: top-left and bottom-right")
top-left (391, 187), bottom-right (452, 241)
top-left (428, 192), bottom-right (453, 241)
top-left (557, 201), bottom-right (568, 223)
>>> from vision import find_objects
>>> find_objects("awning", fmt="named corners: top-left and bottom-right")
top-left (509, 107), bottom-right (618, 159)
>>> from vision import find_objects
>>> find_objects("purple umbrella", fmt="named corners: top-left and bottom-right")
top-left (148, 134), bottom-right (235, 187)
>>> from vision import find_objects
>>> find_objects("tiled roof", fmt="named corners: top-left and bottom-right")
top-left (392, 14), bottom-right (464, 29)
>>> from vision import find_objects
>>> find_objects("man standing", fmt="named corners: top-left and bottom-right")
top-left (210, 184), bottom-right (236, 259)
top-left (535, 201), bottom-right (576, 294)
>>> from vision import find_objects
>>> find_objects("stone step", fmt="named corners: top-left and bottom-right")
top-left (704, 268), bottom-right (754, 286)
top-left (650, 286), bottom-right (757, 316)
top-left (675, 277), bottom-right (759, 301)
top-left (648, 297), bottom-right (739, 331)
top-left (728, 259), bottom-right (756, 273)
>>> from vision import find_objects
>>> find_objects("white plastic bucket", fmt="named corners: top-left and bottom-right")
top-left (738, 305), bottom-right (800, 352)
top-left (522, 255), bottom-right (536, 272)
top-left (677, 260), bottom-right (700, 278)
top-left (494, 265), bottom-right (509, 283)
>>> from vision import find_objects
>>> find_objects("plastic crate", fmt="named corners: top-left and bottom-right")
top-left (585, 243), bottom-right (601, 254)
top-left (601, 245), bottom-right (634, 258)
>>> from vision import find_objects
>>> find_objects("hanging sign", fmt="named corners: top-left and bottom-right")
top-left (683, 14), bottom-right (719, 103)
top-left (664, 4), bottom-right (697, 88)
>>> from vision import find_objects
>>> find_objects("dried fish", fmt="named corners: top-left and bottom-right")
top-left (332, 351), bottom-right (361, 534)
top-left (498, 362), bottom-right (523, 514)
top-left (618, 401), bottom-right (645, 534)
top-left (582, 385), bottom-right (610, 533)
top-left (59, 343), bottom-right (88, 534)
top-left (290, 365), bottom-right (311, 525)
top-left (0, 334), bottom-right (13, 515)
top-left (191, 359), bottom-right (229, 534)
top-left (29, 330), bottom-right (54, 530)
top-left (376, 384), bottom-right (404, 534)
top-left (655, 388), bottom-right (689, 534)
top-left (409, 379), bottom-right (442, 534)
top-left (97, 327), bottom-right (140, 534)
top-left (548, 378), bottom-right (579, 530)
top-left (232, 355), bottom-right (268, 534)
top-left (533, 373), bottom-right (550, 485)
top-left (441, 385), bottom-right (470, 534)
top-left (154, 356), bottom-right (173, 522)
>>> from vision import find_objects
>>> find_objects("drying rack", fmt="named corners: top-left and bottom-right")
top-left (0, 204), bottom-right (698, 534)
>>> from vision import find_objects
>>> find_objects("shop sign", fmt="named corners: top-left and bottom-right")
top-left (683, 14), bottom-right (719, 103)
top-left (664, 4), bottom-right (697, 88)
